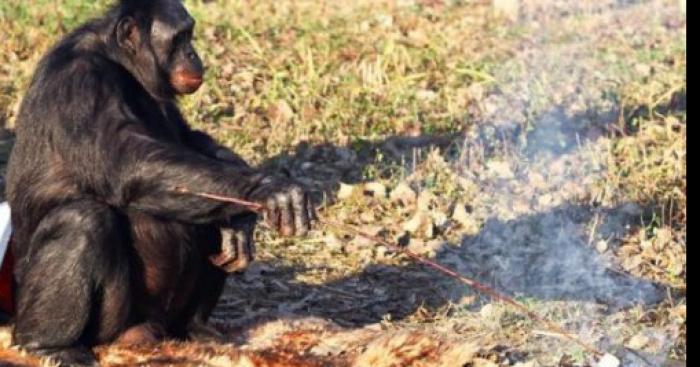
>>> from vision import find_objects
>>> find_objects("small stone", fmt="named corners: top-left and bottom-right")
top-left (596, 353), bottom-right (620, 367)
top-left (634, 63), bottom-right (652, 76)
top-left (324, 233), bottom-right (343, 252)
top-left (627, 331), bottom-right (650, 349)
top-left (596, 240), bottom-right (608, 253)
top-left (622, 255), bottom-right (643, 271)
top-left (452, 202), bottom-right (480, 235)
top-left (407, 239), bottom-right (443, 256)
top-left (390, 183), bottom-right (417, 205)
top-left (402, 212), bottom-right (427, 234)
top-left (423, 220), bottom-right (436, 239)
top-left (337, 183), bottom-right (356, 200)
top-left (374, 245), bottom-right (393, 260)
top-left (537, 193), bottom-right (553, 207)
top-left (473, 357), bottom-right (498, 367)
top-left (364, 182), bottom-right (387, 199)
top-left (416, 191), bottom-right (437, 211)
top-left (360, 211), bottom-right (375, 223)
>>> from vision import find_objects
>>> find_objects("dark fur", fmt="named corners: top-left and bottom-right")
top-left (5, 0), bottom-right (312, 365)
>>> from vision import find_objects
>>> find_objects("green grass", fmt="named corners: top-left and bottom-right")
top-left (0, 0), bottom-right (686, 364)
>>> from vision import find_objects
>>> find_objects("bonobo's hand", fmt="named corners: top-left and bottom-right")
top-left (249, 175), bottom-right (315, 237)
top-left (210, 213), bottom-right (257, 273)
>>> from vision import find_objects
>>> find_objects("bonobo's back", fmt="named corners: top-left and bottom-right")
top-left (5, 15), bottom-right (122, 260)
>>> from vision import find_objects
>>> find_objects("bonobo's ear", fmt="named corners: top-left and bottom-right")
top-left (116, 16), bottom-right (141, 52)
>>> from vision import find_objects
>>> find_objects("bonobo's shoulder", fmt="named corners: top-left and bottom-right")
top-left (35, 32), bottom-right (122, 94)
top-left (41, 51), bottom-right (119, 88)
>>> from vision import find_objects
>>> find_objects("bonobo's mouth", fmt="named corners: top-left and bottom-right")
top-left (171, 71), bottom-right (203, 94)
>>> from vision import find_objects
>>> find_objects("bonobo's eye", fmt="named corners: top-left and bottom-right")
top-left (172, 29), bottom-right (193, 50)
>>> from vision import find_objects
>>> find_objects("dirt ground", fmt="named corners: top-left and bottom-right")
top-left (0, 0), bottom-right (685, 366)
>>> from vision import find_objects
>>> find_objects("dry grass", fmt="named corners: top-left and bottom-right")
top-left (0, 0), bottom-right (686, 366)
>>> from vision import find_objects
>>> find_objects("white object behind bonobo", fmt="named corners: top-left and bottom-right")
top-left (0, 202), bottom-right (11, 266)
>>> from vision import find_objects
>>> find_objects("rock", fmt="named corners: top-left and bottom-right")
top-left (423, 220), bottom-right (437, 239)
top-left (416, 191), bottom-right (437, 211)
top-left (402, 211), bottom-right (427, 234)
top-left (364, 182), bottom-right (387, 199)
top-left (473, 357), bottom-right (498, 367)
top-left (622, 255), bottom-right (643, 271)
top-left (626, 332), bottom-right (650, 349)
top-left (360, 211), bottom-right (375, 223)
top-left (324, 233), bottom-right (344, 252)
top-left (390, 183), bottom-right (417, 205)
top-left (452, 202), bottom-right (480, 235)
top-left (596, 240), bottom-right (608, 253)
top-left (407, 239), bottom-right (443, 256)
top-left (337, 183), bottom-right (356, 200)
top-left (513, 361), bottom-right (537, 367)
top-left (596, 353), bottom-right (620, 367)
top-left (487, 160), bottom-right (514, 179)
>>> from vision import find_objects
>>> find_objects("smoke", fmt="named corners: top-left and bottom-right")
top-left (442, 0), bottom-right (683, 364)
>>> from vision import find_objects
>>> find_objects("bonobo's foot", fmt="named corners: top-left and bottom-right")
top-left (115, 322), bottom-right (165, 346)
top-left (32, 346), bottom-right (99, 367)
top-left (185, 322), bottom-right (227, 343)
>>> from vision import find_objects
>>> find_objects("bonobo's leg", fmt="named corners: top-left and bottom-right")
top-left (13, 200), bottom-right (131, 367)
top-left (172, 225), bottom-right (228, 342)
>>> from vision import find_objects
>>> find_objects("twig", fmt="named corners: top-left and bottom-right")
top-left (173, 187), bottom-right (605, 358)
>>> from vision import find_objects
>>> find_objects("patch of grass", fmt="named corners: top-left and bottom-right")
top-left (0, 0), bottom-right (686, 365)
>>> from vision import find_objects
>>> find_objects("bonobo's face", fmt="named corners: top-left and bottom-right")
top-left (150, 1), bottom-right (204, 95)
top-left (117, 0), bottom-right (204, 97)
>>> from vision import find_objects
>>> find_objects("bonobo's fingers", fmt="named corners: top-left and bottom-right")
top-left (277, 192), bottom-right (295, 237)
top-left (220, 231), bottom-right (252, 273)
top-left (307, 194), bottom-right (318, 221)
top-left (210, 226), bottom-right (255, 273)
top-left (251, 175), bottom-right (315, 237)
top-left (291, 187), bottom-right (309, 236)
top-left (264, 197), bottom-right (279, 231)
top-left (240, 229), bottom-right (255, 262)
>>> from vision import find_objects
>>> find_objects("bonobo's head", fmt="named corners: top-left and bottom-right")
top-left (111, 0), bottom-right (204, 99)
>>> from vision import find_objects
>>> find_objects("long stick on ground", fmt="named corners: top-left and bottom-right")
top-left (174, 186), bottom-right (604, 357)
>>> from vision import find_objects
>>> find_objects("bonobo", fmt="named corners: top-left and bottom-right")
top-left (5, 0), bottom-right (314, 365)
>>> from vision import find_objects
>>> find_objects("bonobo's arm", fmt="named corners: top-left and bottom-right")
top-left (179, 127), bottom-right (314, 236)
top-left (49, 67), bottom-right (312, 234)
top-left (101, 123), bottom-right (312, 234)
top-left (106, 123), bottom-right (267, 224)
